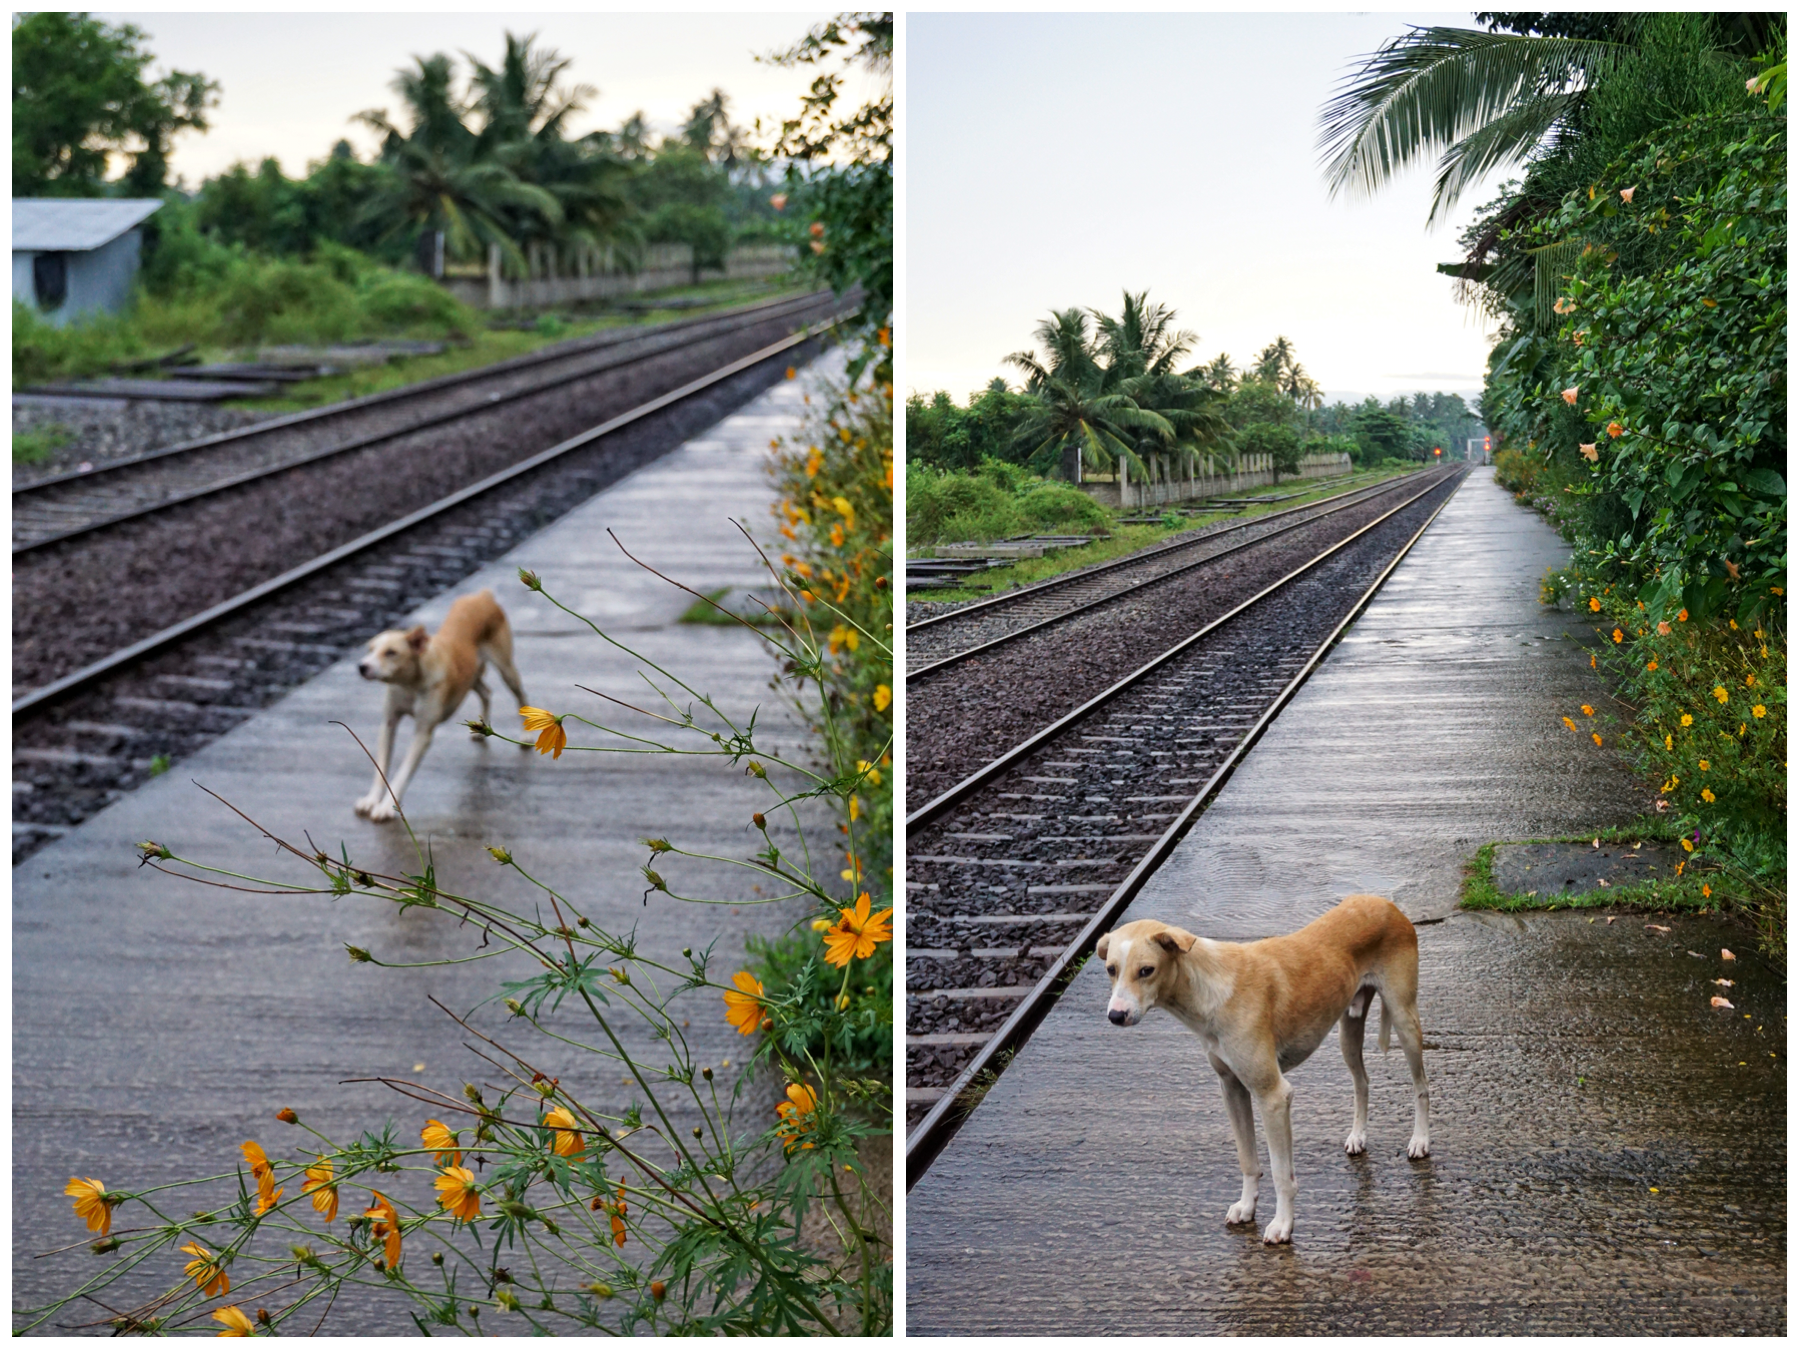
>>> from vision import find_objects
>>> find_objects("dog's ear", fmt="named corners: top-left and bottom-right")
top-left (1094, 933), bottom-right (1111, 961)
top-left (1154, 927), bottom-right (1198, 954)
top-left (405, 625), bottom-right (429, 653)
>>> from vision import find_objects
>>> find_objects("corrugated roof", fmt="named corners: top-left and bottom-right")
top-left (13, 198), bottom-right (163, 252)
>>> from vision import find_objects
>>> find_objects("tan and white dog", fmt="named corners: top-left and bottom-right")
top-left (354, 589), bottom-right (528, 822)
top-left (1097, 894), bottom-right (1430, 1245)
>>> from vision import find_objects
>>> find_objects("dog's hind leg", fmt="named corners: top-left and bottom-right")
top-left (1211, 1054), bottom-right (1261, 1227)
top-left (1392, 997), bottom-right (1431, 1159)
top-left (470, 668), bottom-right (493, 731)
top-left (1340, 1000), bottom-right (1370, 1156)
top-left (482, 642), bottom-right (530, 748)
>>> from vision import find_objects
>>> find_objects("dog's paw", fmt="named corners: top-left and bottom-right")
top-left (1261, 1217), bottom-right (1293, 1245)
top-left (1407, 1135), bottom-right (1431, 1160)
top-left (1225, 1200), bottom-right (1256, 1225)
top-left (365, 799), bottom-right (399, 823)
top-left (353, 794), bottom-right (377, 818)
top-left (1344, 1130), bottom-right (1367, 1156)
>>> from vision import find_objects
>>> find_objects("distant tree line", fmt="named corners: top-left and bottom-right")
top-left (907, 294), bottom-right (1483, 478)
top-left (13, 13), bottom-right (809, 284)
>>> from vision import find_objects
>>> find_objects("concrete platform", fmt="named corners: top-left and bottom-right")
top-left (906, 468), bottom-right (1785, 1335)
top-left (14, 353), bottom-right (844, 1319)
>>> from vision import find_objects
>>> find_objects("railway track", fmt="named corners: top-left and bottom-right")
top-left (906, 469), bottom-right (1430, 676)
top-left (903, 465), bottom-right (1467, 1182)
top-left (12, 317), bottom-right (840, 866)
top-left (13, 290), bottom-right (832, 553)
top-left (14, 291), bottom-right (844, 702)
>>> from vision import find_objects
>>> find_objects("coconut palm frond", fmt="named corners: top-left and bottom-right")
top-left (1319, 27), bottom-right (1624, 216)
top-left (1428, 89), bottom-right (1582, 219)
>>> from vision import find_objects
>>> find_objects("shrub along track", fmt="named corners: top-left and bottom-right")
top-left (903, 466), bottom-right (1467, 1178)
top-left (11, 310), bottom-right (844, 865)
top-left (905, 468), bottom-right (1462, 813)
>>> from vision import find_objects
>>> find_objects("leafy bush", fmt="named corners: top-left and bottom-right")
top-left (906, 459), bottom-right (1112, 545)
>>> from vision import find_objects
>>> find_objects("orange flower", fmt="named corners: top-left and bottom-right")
top-left (182, 1241), bottom-right (230, 1298)
top-left (520, 707), bottom-right (567, 758)
top-left (1588, 597), bottom-right (1601, 612)
top-left (1619, 185), bottom-right (1636, 203)
top-left (1646, 660), bottom-right (1658, 671)
top-left (1591, 732), bottom-right (1603, 747)
top-left (212, 1306), bottom-right (255, 1336)
top-left (241, 1141), bottom-right (281, 1215)
top-left (365, 1192), bottom-right (402, 1269)
top-left (775, 1083), bottom-right (819, 1152)
top-left (723, 971), bottom-right (764, 1035)
top-left (421, 1120), bottom-right (461, 1168)
top-left (543, 1106), bottom-right (584, 1159)
top-left (822, 892), bottom-right (894, 967)
top-left (434, 1166), bottom-right (481, 1223)
top-left (1581, 705), bottom-right (1595, 717)
top-left (1561, 386), bottom-right (1579, 405)
top-left (64, 1177), bottom-right (114, 1236)
top-left (1657, 621), bottom-right (1672, 635)
top-left (275, 1108), bottom-right (298, 1125)
top-left (1677, 608), bottom-right (1689, 622)
top-left (1612, 628), bottom-right (1623, 643)
top-left (1701, 788), bottom-right (1716, 803)
top-left (1562, 717), bottom-right (1578, 733)
top-left (1606, 422), bottom-right (1624, 438)
top-left (592, 1182), bottom-right (628, 1246)
top-left (303, 1159), bottom-right (338, 1223)
top-left (1579, 443), bottom-right (1598, 462)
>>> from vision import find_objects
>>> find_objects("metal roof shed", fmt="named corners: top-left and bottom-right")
top-left (12, 198), bottom-right (162, 327)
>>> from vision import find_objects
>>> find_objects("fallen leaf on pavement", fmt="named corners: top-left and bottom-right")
top-left (1714, 979), bottom-right (1734, 987)
top-left (1687, 950), bottom-right (1705, 958)
top-left (1598, 878), bottom-right (1610, 887)
top-left (1711, 996), bottom-right (1735, 1009)
top-left (1592, 838), bottom-right (1601, 849)
top-left (1722, 949), bottom-right (1736, 960)
top-left (1646, 923), bottom-right (1671, 933)
top-left (1606, 916), bottom-right (1617, 925)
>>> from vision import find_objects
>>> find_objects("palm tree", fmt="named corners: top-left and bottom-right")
top-left (1006, 307), bottom-right (1174, 482)
top-left (1252, 337), bottom-right (1295, 385)
top-left (1198, 353), bottom-right (1236, 393)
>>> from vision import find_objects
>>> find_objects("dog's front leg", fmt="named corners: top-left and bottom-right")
top-left (1255, 1074), bottom-right (1298, 1244)
top-left (366, 720), bottom-right (436, 823)
top-left (1340, 1006), bottom-right (1370, 1155)
top-left (1211, 1054), bottom-right (1261, 1226)
top-left (355, 699), bottom-right (403, 818)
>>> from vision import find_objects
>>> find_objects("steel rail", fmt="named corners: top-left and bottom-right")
top-left (905, 468), bottom-right (1446, 681)
top-left (905, 467), bottom-right (1459, 832)
top-left (904, 468), bottom-right (1407, 635)
top-left (904, 468), bottom-right (1467, 1187)
top-left (13, 291), bottom-right (836, 554)
top-left (13, 318), bottom-right (838, 718)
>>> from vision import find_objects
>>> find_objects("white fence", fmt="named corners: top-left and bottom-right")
top-left (443, 242), bottom-right (797, 311)
top-left (1078, 451), bottom-right (1354, 511)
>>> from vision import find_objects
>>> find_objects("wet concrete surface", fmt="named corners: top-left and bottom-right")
top-left (905, 468), bottom-right (1785, 1335)
top-left (13, 355), bottom-right (841, 1327)
top-left (1492, 839), bottom-right (1683, 897)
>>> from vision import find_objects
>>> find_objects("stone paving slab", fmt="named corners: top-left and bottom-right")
top-left (905, 468), bottom-right (1785, 1335)
top-left (13, 352), bottom-right (844, 1321)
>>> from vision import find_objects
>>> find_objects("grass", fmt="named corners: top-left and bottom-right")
top-left (235, 278), bottom-right (809, 415)
top-left (13, 422), bottom-right (71, 466)
top-left (1462, 818), bottom-right (1743, 920)
top-left (910, 465), bottom-right (1424, 604)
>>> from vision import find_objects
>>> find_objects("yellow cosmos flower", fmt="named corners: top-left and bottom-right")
top-left (1752, 704), bottom-right (1767, 719)
top-left (542, 1106), bottom-right (584, 1159)
top-left (1681, 838), bottom-right (1695, 853)
top-left (1680, 713), bottom-right (1693, 727)
top-left (1646, 660), bottom-right (1658, 671)
top-left (1591, 732), bottom-right (1602, 747)
top-left (520, 707), bottom-right (567, 758)
top-left (182, 1241), bottom-right (230, 1297)
top-left (434, 1167), bottom-right (481, 1223)
top-left (303, 1159), bottom-right (338, 1222)
top-left (364, 1192), bottom-right (402, 1269)
top-left (1713, 686), bottom-right (1729, 704)
top-left (65, 1176), bottom-right (114, 1236)
top-left (212, 1306), bottom-right (255, 1336)
top-left (723, 971), bottom-right (764, 1036)
top-left (1701, 788), bottom-right (1716, 803)
top-left (421, 1120), bottom-right (461, 1168)
top-left (822, 892), bottom-right (894, 967)
top-left (1581, 705), bottom-right (1595, 717)
top-left (1588, 597), bottom-right (1601, 612)
top-left (1698, 760), bottom-right (1710, 771)
top-left (1562, 717), bottom-right (1579, 733)
top-left (241, 1141), bottom-right (278, 1210)
top-left (872, 684), bottom-right (892, 713)
top-left (1664, 734), bottom-right (1672, 751)
top-left (595, 1182), bottom-right (629, 1247)
top-left (1701, 883), bottom-right (1712, 898)
top-left (775, 1083), bottom-right (818, 1152)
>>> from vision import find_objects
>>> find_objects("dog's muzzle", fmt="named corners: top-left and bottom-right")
top-left (1108, 1008), bottom-right (1131, 1026)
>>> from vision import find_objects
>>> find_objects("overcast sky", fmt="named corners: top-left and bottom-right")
top-left (906, 12), bottom-right (1510, 410)
top-left (98, 11), bottom-right (856, 183)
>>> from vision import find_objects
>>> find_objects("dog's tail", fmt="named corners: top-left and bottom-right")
top-left (1378, 992), bottom-right (1392, 1054)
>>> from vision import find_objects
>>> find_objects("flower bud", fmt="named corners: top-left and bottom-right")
top-left (642, 868), bottom-right (666, 892)
top-left (496, 1288), bottom-right (521, 1312)
top-left (642, 837), bottom-right (671, 854)
top-left (345, 945), bottom-right (371, 963)
top-left (464, 1083), bottom-right (485, 1104)
top-left (651, 1280), bottom-right (667, 1302)
top-left (746, 761), bottom-right (767, 779)
top-left (487, 846), bottom-right (512, 864)
top-left (276, 1107), bottom-right (298, 1124)
top-left (534, 1079), bottom-right (557, 1096)
top-left (518, 568), bottom-right (542, 592)
top-left (431, 1251), bottom-right (444, 1266)
top-left (587, 1282), bottom-right (614, 1300)
top-left (90, 1237), bottom-right (121, 1255)
top-left (504, 998), bottom-right (524, 1015)
top-left (137, 840), bottom-right (171, 861)
top-left (543, 1218), bottom-right (560, 1235)
top-left (702, 1066), bottom-right (714, 1081)
top-left (752, 812), bottom-right (766, 829)
top-left (256, 1310), bottom-right (271, 1326)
